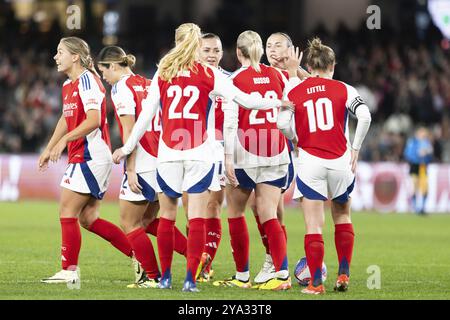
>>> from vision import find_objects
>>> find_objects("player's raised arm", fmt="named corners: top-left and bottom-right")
top-left (113, 72), bottom-right (160, 163)
top-left (210, 67), bottom-right (294, 110)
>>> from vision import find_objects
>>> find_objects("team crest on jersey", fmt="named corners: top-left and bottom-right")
top-left (72, 91), bottom-right (78, 97)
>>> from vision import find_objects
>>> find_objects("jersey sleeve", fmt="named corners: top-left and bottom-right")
top-left (210, 67), bottom-right (281, 110)
top-left (78, 72), bottom-right (104, 113)
top-left (121, 71), bottom-right (160, 155)
top-left (112, 79), bottom-right (136, 116)
top-left (344, 83), bottom-right (365, 115)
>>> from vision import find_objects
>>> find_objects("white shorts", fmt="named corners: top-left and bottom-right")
top-left (119, 171), bottom-right (160, 202)
top-left (235, 164), bottom-right (289, 190)
top-left (294, 162), bottom-right (355, 203)
top-left (60, 161), bottom-right (112, 200)
top-left (157, 161), bottom-right (215, 198)
top-left (210, 161), bottom-right (226, 192)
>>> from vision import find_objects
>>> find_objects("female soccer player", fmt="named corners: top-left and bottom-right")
top-left (277, 38), bottom-right (372, 294)
top-left (112, 23), bottom-right (293, 292)
top-left (39, 37), bottom-right (134, 284)
top-left (97, 46), bottom-right (187, 288)
top-left (192, 32), bottom-right (231, 282)
top-left (213, 30), bottom-right (300, 291)
top-left (250, 32), bottom-right (304, 285)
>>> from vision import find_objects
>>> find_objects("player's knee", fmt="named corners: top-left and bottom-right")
top-left (207, 200), bottom-right (221, 217)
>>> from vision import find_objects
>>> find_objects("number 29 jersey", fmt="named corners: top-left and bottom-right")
top-left (231, 64), bottom-right (290, 168)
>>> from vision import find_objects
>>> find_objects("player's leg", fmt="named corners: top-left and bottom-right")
top-left (296, 163), bottom-right (327, 294)
top-left (253, 183), bottom-right (290, 291)
top-left (197, 188), bottom-right (224, 281)
top-left (119, 199), bottom-right (160, 288)
top-left (213, 183), bottom-right (252, 288)
top-left (301, 198), bottom-right (326, 294)
top-left (143, 201), bottom-right (188, 257)
top-left (329, 167), bottom-right (356, 292)
top-left (78, 197), bottom-right (132, 259)
top-left (331, 199), bottom-right (353, 292)
top-left (182, 192), bottom-right (189, 234)
top-left (41, 188), bottom-right (89, 284)
top-left (418, 164), bottom-right (428, 214)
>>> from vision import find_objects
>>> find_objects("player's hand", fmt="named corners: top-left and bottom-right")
top-left (112, 148), bottom-right (126, 164)
top-left (225, 154), bottom-right (238, 187)
top-left (350, 148), bottom-right (359, 173)
top-left (127, 170), bottom-right (142, 194)
top-left (285, 46), bottom-right (302, 77)
top-left (280, 100), bottom-right (295, 112)
top-left (49, 138), bottom-right (67, 163)
top-left (38, 149), bottom-right (51, 172)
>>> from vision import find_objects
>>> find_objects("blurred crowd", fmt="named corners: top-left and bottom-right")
top-left (0, 9), bottom-right (449, 163)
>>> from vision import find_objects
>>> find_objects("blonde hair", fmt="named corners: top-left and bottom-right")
top-left (306, 37), bottom-right (336, 71)
top-left (158, 23), bottom-right (202, 82)
top-left (60, 37), bottom-right (99, 77)
top-left (237, 30), bottom-right (264, 72)
top-left (97, 46), bottom-right (136, 68)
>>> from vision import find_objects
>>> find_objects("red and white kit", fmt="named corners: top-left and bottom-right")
top-left (278, 77), bottom-right (371, 202)
top-left (227, 64), bottom-right (292, 189)
top-left (60, 70), bottom-right (112, 199)
top-left (121, 63), bottom-right (283, 198)
top-left (111, 73), bottom-right (161, 202)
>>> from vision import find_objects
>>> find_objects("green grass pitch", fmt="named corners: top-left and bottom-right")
top-left (1, 201), bottom-right (449, 300)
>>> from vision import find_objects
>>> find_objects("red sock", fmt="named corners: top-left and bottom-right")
top-left (146, 218), bottom-right (187, 257)
top-left (263, 219), bottom-right (288, 272)
top-left (186, 218), bottom-right (205, 282)
top-left (88, 218), bottom-right (132, 257)
top-left (254, 215), bottom-right (270, 254)
top-left (204, 218), bottom-right (221, 268)
top-left (281, 225), bottom-right (287, 243)
top-left (228, 216), bottom-right (249, 272)
top-left (157, 218), bottom-right (175, 279)
top-left (335, 223), bottom-right (355, 276)
top-left (60, 218), bottom-right (81, 270)
top-left (304, 234), bottom-right (324, 287)
top-left (126, 228), bottom-right (160, 279)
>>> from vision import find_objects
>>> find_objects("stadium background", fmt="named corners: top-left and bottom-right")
top-left (0, 0), bottom-right (450, 301)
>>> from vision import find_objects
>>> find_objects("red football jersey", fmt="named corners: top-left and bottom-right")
top-left (231, 64), bottom-right (287, 158)
top-left (288, 77), bottom-right (361, 159)
top-left (62, 70), bottom-right (111, 164)
top-left (157, 62), bottom-right (215, 151)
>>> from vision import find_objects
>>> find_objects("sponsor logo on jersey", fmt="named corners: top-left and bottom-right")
top-left (253, 77), bottom-right (270, 84)
top-left (72, 91), bottom-right (78, 97)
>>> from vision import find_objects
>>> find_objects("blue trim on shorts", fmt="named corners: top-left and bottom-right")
top-left (205, 98), bottom-right (213, 131)
top-left (282, 152), bottom-right (295, 192)
top-left (69, 164), bottom-right (76, 178)
top-left (264, 174), bottom-right (287, 189)
top-left (218, 162), bottom-right (223, 175)
top-left (137, 173), bottom-right (157, 202)
top-left (332, 177), bottom-right (356, 204)
top-left (187, 164), bottom-right (215, 193)
top-left (235, 169), bottom-right (256, 190)
top-left (83, 138), bottom-right (92, 161)
top-left (156, 171), bottom-right (182, 199)
top-left (79, 162), bottom-right (105, 200)
top-left (296, 176), bottom-right (327, 201)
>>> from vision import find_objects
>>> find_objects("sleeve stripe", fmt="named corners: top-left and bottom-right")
top-left (81, 73), bottom-right (91, 91)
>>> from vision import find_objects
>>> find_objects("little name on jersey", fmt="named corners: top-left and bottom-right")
top-left (253, 77), bottom-right (270, 85)
top-left (63, 103), bottom-right (77, 117)
top-left (307, 85), bottom-right (326, 94)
